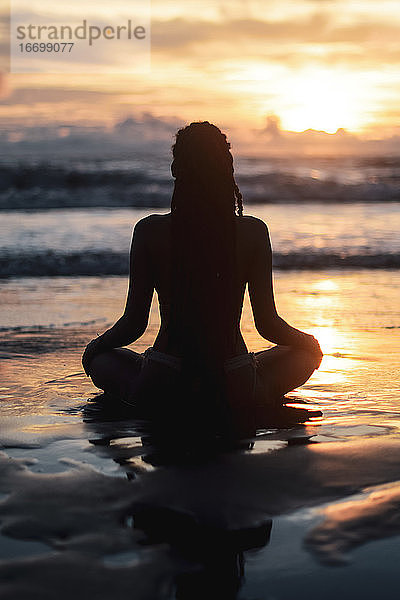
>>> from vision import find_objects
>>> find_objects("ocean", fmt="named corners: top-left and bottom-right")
top-left (1, 153), bottom-right (400, 278)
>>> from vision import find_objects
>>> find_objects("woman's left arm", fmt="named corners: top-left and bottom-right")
top-left (82, 218), bottom-right (154, 375)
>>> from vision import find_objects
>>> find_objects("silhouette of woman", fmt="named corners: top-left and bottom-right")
top-left (82, 121), bottom-right (322, 436)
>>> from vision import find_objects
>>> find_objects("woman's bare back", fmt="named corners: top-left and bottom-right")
top-left (141, 213), bottom-right (267, 357)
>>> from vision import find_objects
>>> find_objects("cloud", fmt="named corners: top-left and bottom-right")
top-left (0, 111), bottom-right (184, 157)
top-left (250, 113), bottom-right (400, 155)
top-left (151, 14), bottom-right (326, 50)
top-left (151, 14), bottom-right (400, 52)
top-left (113, 112), bottom-right (182, 137)
top-left (0, 87), bottom-right (117, 105)
top-left (0, 72), bottom-right (10, 98)
top-left (1, 110), bottom-right (399, 159)
top-left (147, 14), bottom-right (400, 77)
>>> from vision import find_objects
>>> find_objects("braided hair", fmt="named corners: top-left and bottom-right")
top-left (171, 122), bottom-right (243, 217)
top-left (167, 121), bottom-right (244, 405)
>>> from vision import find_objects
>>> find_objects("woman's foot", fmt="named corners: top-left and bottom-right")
top-left (256, 400), bottom-right (322, 428)
top-left (277, 405), bottom-right (322, 423)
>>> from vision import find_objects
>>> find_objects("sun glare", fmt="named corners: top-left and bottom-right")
top-left (279, 69), bottom-right (366, 133)
top-left (310, 326), bottom-right (340, 355)
top-left (231, 63), bottom-right (371, 134)
top-left (313, 279), bottom-right (338, 292)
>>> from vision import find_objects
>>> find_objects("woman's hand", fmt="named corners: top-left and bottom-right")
top-left (82, 337), bottom-right (103, 376)
top-left (298, 332), bottom-right (323, 368)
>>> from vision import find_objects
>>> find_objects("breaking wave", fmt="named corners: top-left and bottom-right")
top-left (1, 250), bottom-right (399, 277)
top-left (1, 158), bottom-right (400, 209)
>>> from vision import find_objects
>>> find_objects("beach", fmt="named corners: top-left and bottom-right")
top-left (1, 255), bottom-right (400, 597)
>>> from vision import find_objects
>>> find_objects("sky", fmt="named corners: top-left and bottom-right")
top-left (1, 0), bottom-right (400, 151)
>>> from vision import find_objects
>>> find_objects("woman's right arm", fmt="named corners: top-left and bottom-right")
top-left (247, 218), bottom-right (322, 359)
top-left (82, 218), bottom-right (154, 375)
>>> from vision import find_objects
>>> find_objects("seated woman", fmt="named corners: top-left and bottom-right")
top-left (82, 121), bottom-right (322, 437)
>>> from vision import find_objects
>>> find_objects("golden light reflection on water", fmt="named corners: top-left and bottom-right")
top-left (307, 323), bottom-right (357, 391)
top-left (310, 326), bottom-right (342, 356)
top-left (298, 278), bottom-right (350, 386)
top-left (312, 279), bottom-right (339, 292)
top-left (289, 276), bottom-right (377, 405)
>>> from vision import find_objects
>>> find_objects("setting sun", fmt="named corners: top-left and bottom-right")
top-left (278, 69), bottom-right (368, 133)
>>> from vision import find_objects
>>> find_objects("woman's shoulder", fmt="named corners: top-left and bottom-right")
top-left (236, 214), bottom-right (269, 237)
top-left (132, 214), bottom-right (171, 255)
top-left (134, 213), bottom-right (171, 233)
top-left (237, 214), bottom-right (267, 226)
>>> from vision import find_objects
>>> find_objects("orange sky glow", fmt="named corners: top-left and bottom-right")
top-left (1, 0), bottom-right (400, 142)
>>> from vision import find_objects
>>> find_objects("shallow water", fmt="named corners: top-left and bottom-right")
top-left (1, 202), bottom-right (400, 276)
top-left (1, 269), bottom-right (400, 598)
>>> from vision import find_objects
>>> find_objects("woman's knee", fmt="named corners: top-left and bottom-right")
top-left (291, 346), bottom-right (321, 372)
top-left (88, 348), bottom-right (143, 392)
top-left (256, 345), bottom-right (319, 371)
top-left (88, 351), bottom-right (115, 389)
top-left (90, 348), bottom-right (140, 372)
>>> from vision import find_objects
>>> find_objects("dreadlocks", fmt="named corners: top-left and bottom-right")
top-left (171, 122), bottom-right (243, 217)
top-left (167, 121), bottom-right (244, 405)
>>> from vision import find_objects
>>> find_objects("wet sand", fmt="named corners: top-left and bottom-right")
top-left (1, 269), bottom-right (400, 599)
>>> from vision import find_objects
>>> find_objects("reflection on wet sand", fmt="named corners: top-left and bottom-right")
top-left (83, 403), bottom-right (312, 598)
top-left (79, 393), bottom-right (400, 596)
top-left (305, 480), bottom-right (400, 565)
